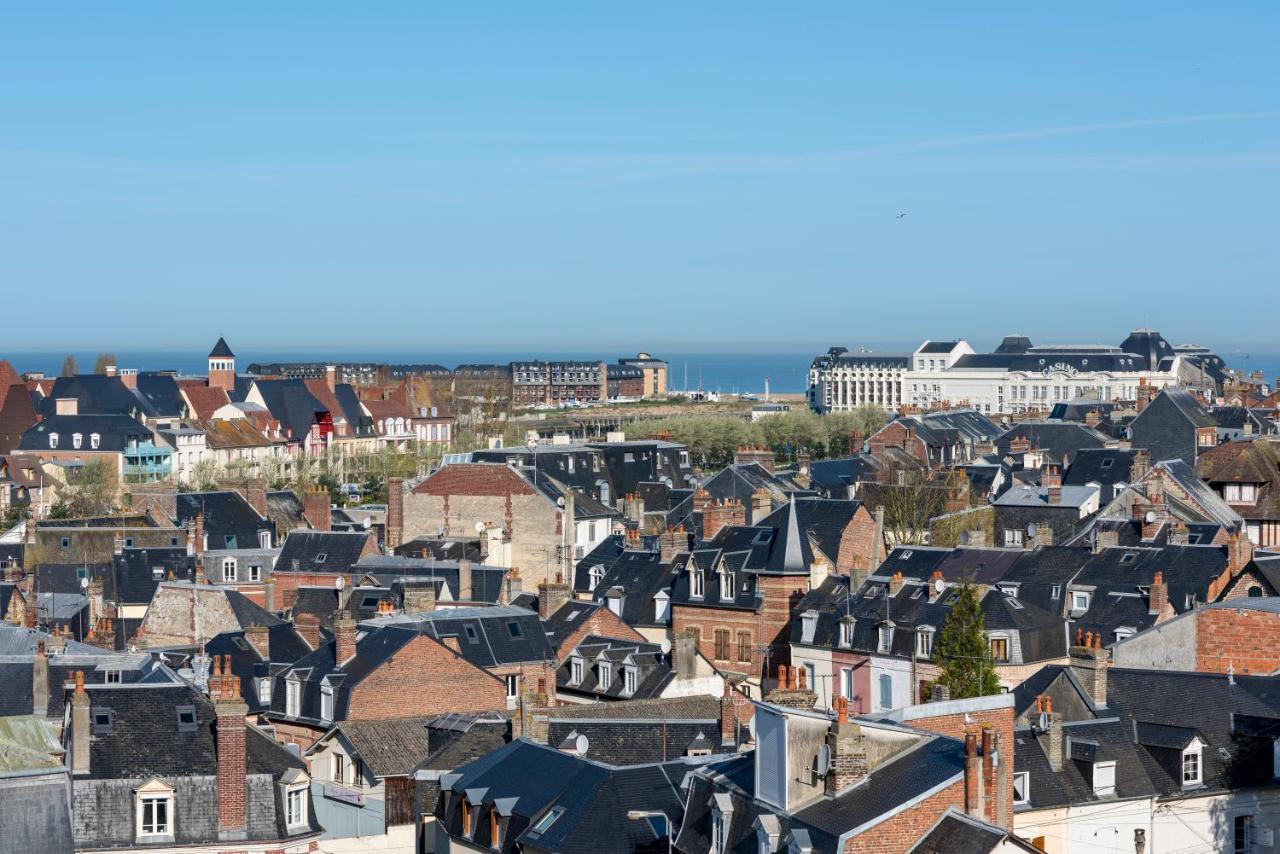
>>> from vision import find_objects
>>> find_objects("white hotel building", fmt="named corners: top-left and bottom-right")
top-left (811, 330), bottom-right (1210, 416)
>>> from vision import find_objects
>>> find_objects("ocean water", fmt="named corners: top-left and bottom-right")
top-left (6, 349), bottom-right (1278, 397)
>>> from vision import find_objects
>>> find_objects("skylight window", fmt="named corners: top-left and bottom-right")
top-left (1120, 553), bottom-right (1137, 564)
top-left (1100, 458), bottom-right (1113, 470)
top-left (464, 624), bottom-right (478, 642)
top-left (315, 553), bottom-right (328, 563)
top-left (507, 621), bottom-right (523, 639)
top-left (530, 806), bottom-right (565, 836)
top-left (176, 705), bottom-right (198, 732)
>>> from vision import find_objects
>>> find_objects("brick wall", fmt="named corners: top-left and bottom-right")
top-left (836, 506), bottom-right (880, 578)
top-left (1195, 607), bottom-right (1280, 675)
top-left (899, 703), bottom-right (1014, 828)
top-left (842, 778), bottom-right (966, 853)
top-left (346, 635), bottom-right (507, 720)
top-left (672, 575), bottom-right (810, 684)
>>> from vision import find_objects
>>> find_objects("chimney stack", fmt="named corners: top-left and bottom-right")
top-left (1148, 571), bottom-right (1168, 615)
top-left (402, 582), bottom-right (438, 613)
top-left (295, 613), bottom-right (321, 650)
top-left (764, 664), bottom-right (817, 710)
top-left (701, 499), bottom-right (745, 541)
top-left (187, 513), bottom-right (206, 556)
top-left (720, 682), bottom-right (740, 749)
top-left (244, 624), bottom-right (270, 660)
top-left (304, 489), bottom-right (331, 532)
top-left (245, 480), bottom-right (267, 517)
top-left (692, 487), bottom-right (712, 515)
top-left (928, 570), bottom-right (945, 603)
top-left (55, 398), bottom-right (78, 416)
top-left (537, 573), bottom-right (572, 620)
top-left (325, 365), bottom-right (337, 393)
top-left (1228, 531), bottom-right (1255, 575)
top-left (888, 571), bottom-right (905, 597)
top-left (32, 640), bottom-right (49, 718)
top-left (385, 477), bottom-right (404, 550)
top-left (1070, 630), bottom-right (1108, 708)
top-left (71, 671), bottom-right (90, 775)
top-left (675, 629), bottom-right (698, 681)
top-left (825, 697), bottom-right (869, 794)
top-left (964, 728), bottom-right (982, 817)
top-left (457, 559), bottom-right (473, 602)
top-left (504, 566), bottom-right (523, 605)
top-left (334, 610), bottom-right (357, 665)
top-left (1044, 697), bottom-right (1064, 772)
top-left (214, 666), bottom-right (249, 839)
top-left (749, 487), bottom-right (772, 526)
top-left (1131, 449), bottom-right (1151, 482)
top-left (659, 526), bottom-right (687, 564)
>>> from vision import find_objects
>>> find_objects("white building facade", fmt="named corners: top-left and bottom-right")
top-left (807, 348), bottom-right (909, 413)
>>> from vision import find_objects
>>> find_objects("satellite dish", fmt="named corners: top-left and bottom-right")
top-left (1038, 710), bottom-right (1049, 732)
top-left (363, 517), bottom-right (372, 529)
top-left (1026, 523), bottom-right (1038, 538)
top-left (557, 497), bottom-right (565, 507)
top-left (1144, 511), bottom-right (1156, 524)
top-left (934, 577), bottom-right (946, 594)
top-left (816, 744), bottom-right (832, 776)
top-left (80, 577), bottom-right (89, 589)
top-left (659, 638), bottom-right (672, 654)
top-left (575, 734), bottom-right (589, 755)
top-left (474, 521), bottom-right (486, 534)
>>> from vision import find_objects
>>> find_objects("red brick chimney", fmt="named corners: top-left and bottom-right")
top-left (538, 573), bottom-right (572, 620)
top-left (325, 365), bottom-right (337, 393)
top-left (187, 513), bottom-right (206, 556)
top-left (214, 667), bottom-right (249, 838)
top-left (824, 696), bottom-right (869, 795)
top-left (720, 682), bottom-right (739, 748)
top-left (964, 728), bottom-right (982, 817)
top-left (1228, 531), bottom-right (1255, 575)
top-left (1046, 465), bottom-right (1062, 505)
top-left (245, 481), bottom-right (267, 517)
top-left (334, 610), bottom-right (357, 665)
top-left (702, 499), bottom-right (745, 541)
top-left (304, 489), bottom-right (331, 531)
top-left (928, 570), bottom-right (945, 603)
top-left (889, 571), bottom-right (905, 597)
top-left (244, 624), bottom-right (270, 659)
top-left (659, 526), bottom-right (687, 563)
top-left (1148, 571), bottom-right (1168, 615)
top-left (692, 487), bottom-right (712, 515)
top-left (386, 477), bottom-right (404, 550)
top-left (295, 613), bottom-right (320, 650)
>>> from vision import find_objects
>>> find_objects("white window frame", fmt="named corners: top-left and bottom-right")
top-left (286, 784), bottom-right (308, 828)
top-left (1013, 771), bottom-right (1029, 805)
top-left (1071, 591), bottom-right (1091, 612)
top-left (285, 679), bottom-right (301, 717)
top-left (720, 569), bottom-right (735, 603)
top-left (320, 685), bottom-right (334, 723)
top-left (597, 660), bottom-right (612, 690)
top-left (691, 568), bottom-right (704, 599)
top-left (1183, 744), bottom-right (1203, 787)
top-left (248, 563), bottom-right (262, 582)
top-left (90, 432), bottom-right (100, 449)
top-left (916, 627), bottom-right (934, 658)
top-left (332, 752), bottom-right (346, 784)
top-left (221, 557), bottom-right (237, 582)
top-left (49, 432), bottom-right (59, 449)
top-left (135, 780), bottom-right (175, 840)
top-left (257, 678), bottom-right (272, 704)
top-left (570, 657), bottom-right (584, 685)
top-left (839, 619), bottom-right (853, 648)
top-left (623, 667), bottom-right (637, 696)
top-left (506, 673), bottom-right (520, 700)
top-left (72, 432), bottom-right (83, 449)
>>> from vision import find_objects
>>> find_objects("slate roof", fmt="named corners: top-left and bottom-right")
top-left (250, 379), bottom-right (326, 442)
top-left (356, 556), bottom-right (508, 604)
top-left (19, 414), bottom-right (155, 453)
top-left (276, 529), bottom-right (371, 574)
top-left (38, 375), bottom-right (157, 418)
top-left (556, 634), bottom-right (673, 702)
top-left (908, 808), bottom-right (1038, 853)
top-left (359, 605), bottom-right (555, 669)
top-left (995, 422), bottom-right (1110, 467)
top-left (436, 739), bottom-right (709, 854)
top-left (576, 544), bottom-right (679, 629)
top-left (175, 491), bottom-right (270, 550)
top-left (106, 547), bottom-right (195, 605)
top-left (327, 717), bottom-right (432, 778)
top-left (209, 337), bottom-right (235, 358)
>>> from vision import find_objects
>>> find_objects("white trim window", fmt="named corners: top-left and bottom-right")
top-left (134, 780), bottom-right (175, 840)
top-left (838, 619), bottom-right (853, 649)
top-left (506, 674), bottom-right (520, 700)
top-left (221, 557), bottom-right (237, 582)
top-left (257, 678), bottom-right (272, 705)
top-left (916, 627), bottom-right (935, 658)
top-left (90, 432), bottom-right (101, 449)
top-left (285, 679), bottom-right (301, 717)
top-left (285, 784), bottom-right (308, 828)
top-left (248, 564), bottom-right (262, 582)
top-left (49, 433), bottom-right (59, 449)
top-left (690, 568), bottom-right (705, 599)
top-left (1013, 771), bottom-right (1030, 805)
top-left (320, 685), bottom-right (334, 723)
top-left (622, 667), bottom-right (637, 696)
top-left (72, 433), bottom-right (83, 449)
top-left (570, 657), bottom-right (584, 685)
top-left (1183, 743), bottom-right (1203, 788)
top-left (597, 660), bottom-right (612, 690)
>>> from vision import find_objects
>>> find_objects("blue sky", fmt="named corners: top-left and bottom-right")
top-left (3, 4), bottom-right (1278, 353)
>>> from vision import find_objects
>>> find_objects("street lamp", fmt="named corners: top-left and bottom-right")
top-left (626, 810), bottom-right (673, 854)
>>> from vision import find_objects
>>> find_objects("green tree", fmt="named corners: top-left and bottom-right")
top-left (60, 355), bottom-right (79, 377)
top-left (63, 458), bottom-right (118, 517)
top-left (93, 353), bottom-right (118, 374)
top-left (934, 580), bottom-right (1000, 699)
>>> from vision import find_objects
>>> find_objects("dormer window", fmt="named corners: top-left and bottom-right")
top-left (259, 530), bottom-right (272, 548)
top-left (690, 567), bottom-right (705, 599)
top-left (72, 433), bottom-right (83, 449)
top-left (800, 611), bottom-right (819, 645)
top-left (320, 685), bottom-right (334, 723)
top-left (90, 432), bottom-right (100, 449)
top-left (622, 666), bottom-right (637, 696)
top-left (1182, 742), bottom-right (1203, 788)
top-left (222, 558), bottom-right (237, 582)
top-left (588, 566), bottom-right (604, 591)
top-left (877, 623), bottom-right (894, 653)
top-left (49, 432), bottom-right (59, 449)
top-left (1071, 591), bottom-right (1091, 613)
top-left (838, 618), bottom-right (853, 649)
top-left (570, 656), bottom-right (584, 685)
top-left (1013, 771), bottom-right (1029, 805)
top-left (135, 779), bottom-right (175, 840)
top-left (720, 568), bottom-right (735, 602)
top-left (597, 660), bottom-right (612, 690)
top-left (916, 627), bottom-right (935, 658)
top-left (460, 796), bottom-right (474, 838)
top-left (285, 678), bottom-right (301, 717)
top-left (258, 678), bottom-right (272, 704)
top-left (285, 782), bottom-right (309, 828)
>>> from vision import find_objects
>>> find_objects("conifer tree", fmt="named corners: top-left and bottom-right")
top-left (935, 579), bottom-right (1000, 698)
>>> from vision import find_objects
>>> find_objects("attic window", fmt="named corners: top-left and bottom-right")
top-left (361, 595), bottom-right (380, 608)
top-left (1013, 771), bottom-right (1030, 805)
top-left (529, 806), bottom-right (565, 836)
top-left (753, 530), bottom-right (772, 545)
top-left (1051, 584), bottom-right (1061, 600)
top-left (1100, 458), bottom-right (1113, 470)
top-left (315, 553), bottom-right (328, 563)
top-left (1120, 552), bottom-right (1137, 564)
top-left (507, 621), bottom-right (523, 639)
top-left (464, 624), bottom-right (478, 642)
top-left (92, 709), bottom-right (113, 735)
top-left (232, 637), bottom-right (252, 652)
top-left (900, 550), bottom-right (913, 560)
top-left (176, 705), bottom-right (197, 732)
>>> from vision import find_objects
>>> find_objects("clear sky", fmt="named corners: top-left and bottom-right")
top-left (3, 4), bottom-right (1278, 353)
